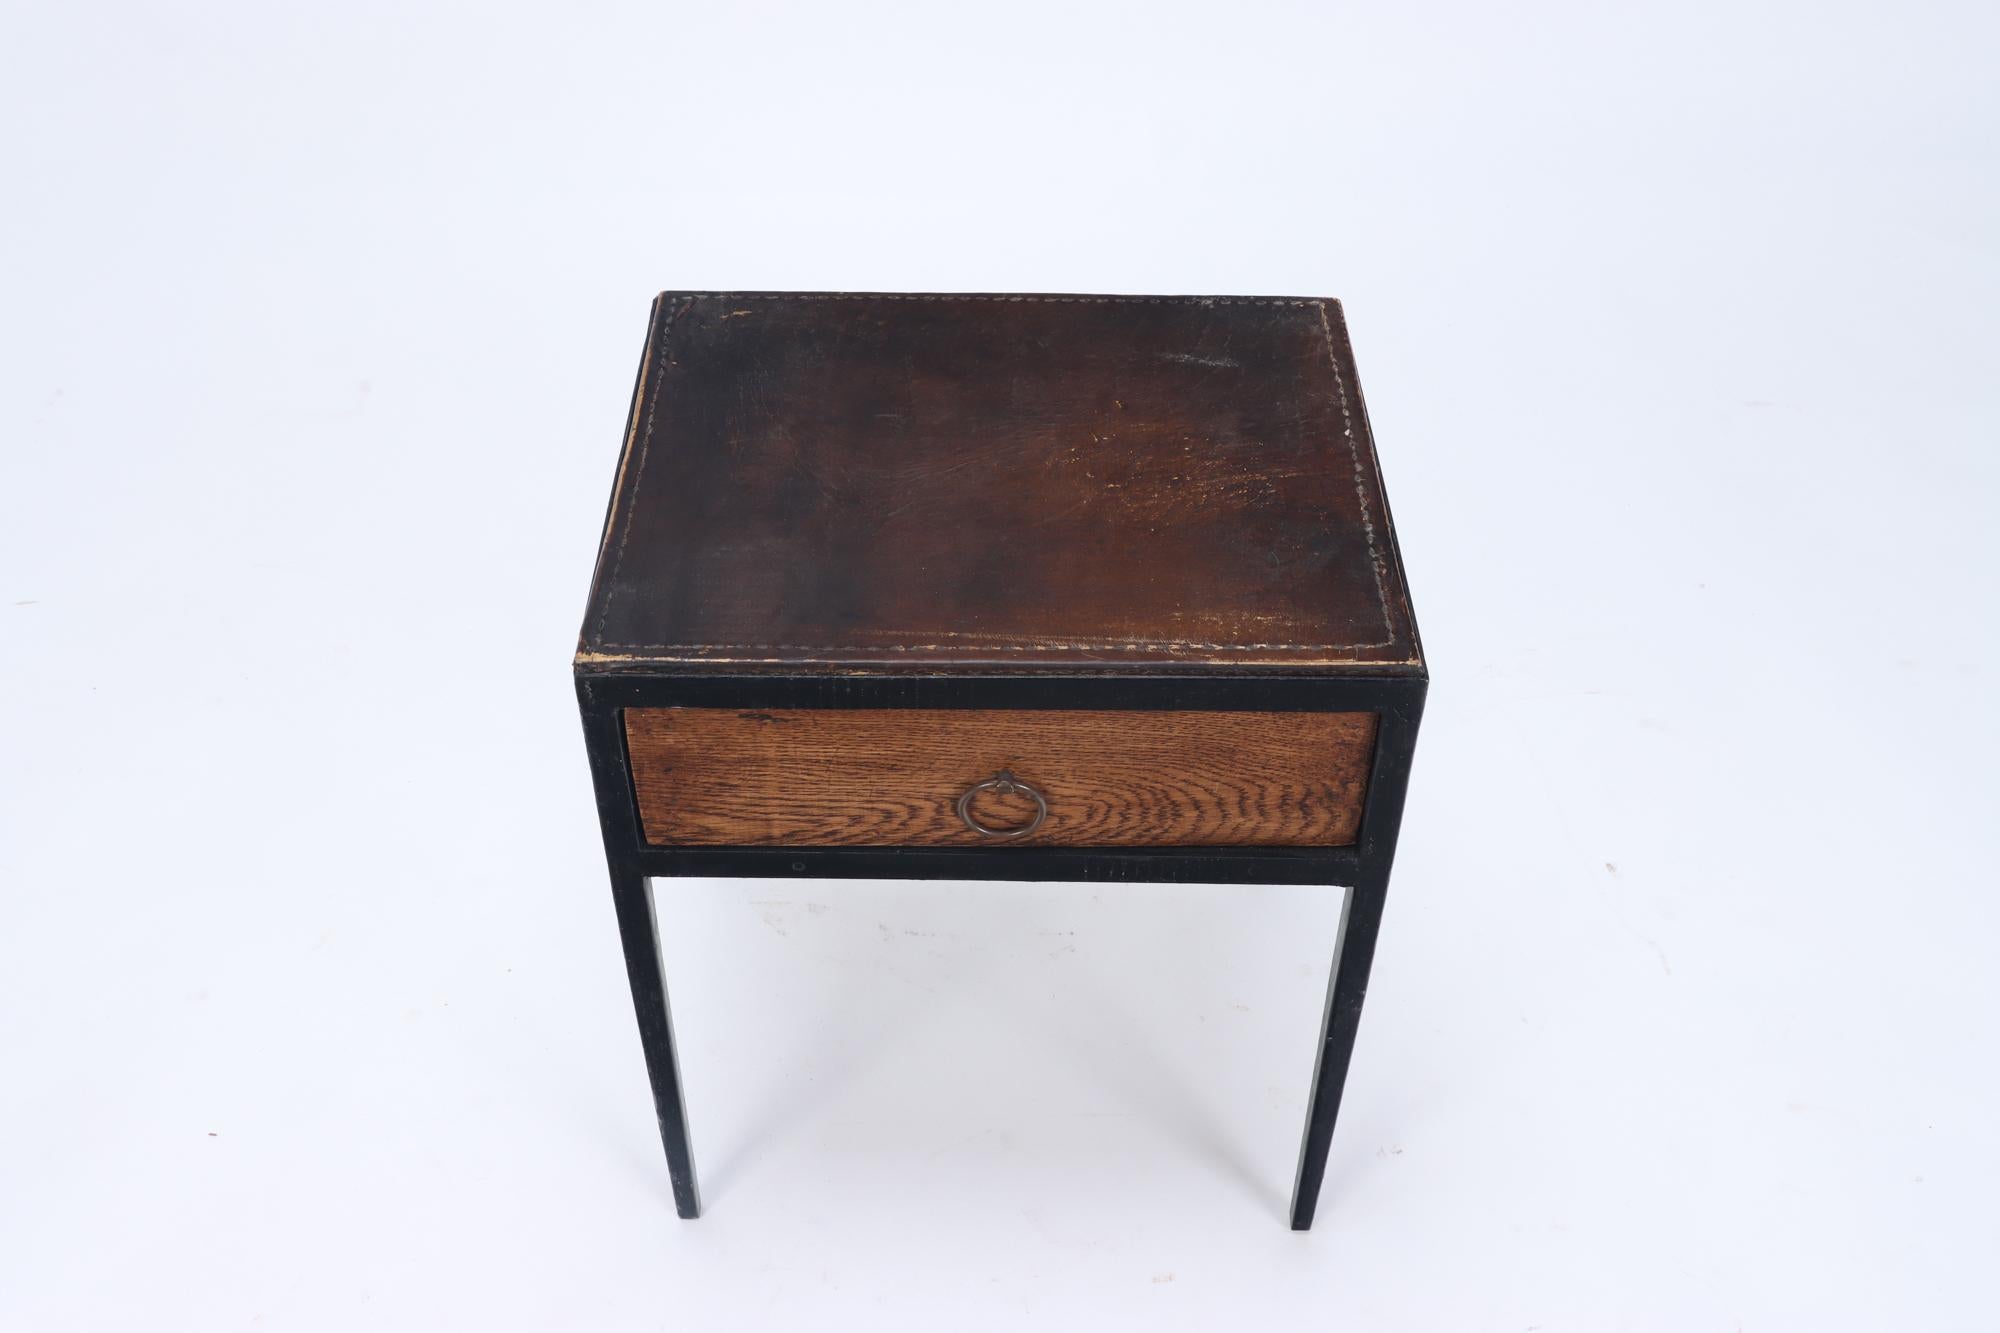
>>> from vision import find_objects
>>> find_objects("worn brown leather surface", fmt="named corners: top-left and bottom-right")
top-left (579, 293), bottom-right (1421, 671)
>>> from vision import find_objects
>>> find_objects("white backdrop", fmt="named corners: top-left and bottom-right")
top-left (3, 2), bottom-right (1995, 1328)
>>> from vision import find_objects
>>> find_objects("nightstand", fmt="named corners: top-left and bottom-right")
top-left (576, 291), bottom-right (1425, 1229)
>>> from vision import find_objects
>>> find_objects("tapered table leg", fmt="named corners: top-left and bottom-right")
top-left (606, 859), bottom-right (701, 1218)
top-left (1288, 862), bottom-right (1391, 1230)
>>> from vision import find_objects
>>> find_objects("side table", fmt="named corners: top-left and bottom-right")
top-left (576, 291), bottom-right (1426, 1229)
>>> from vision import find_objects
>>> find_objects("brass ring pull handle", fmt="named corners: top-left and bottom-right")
top-left (955, 770), bottom-right (1048, 839)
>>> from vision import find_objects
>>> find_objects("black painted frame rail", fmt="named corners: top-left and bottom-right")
top-left (577, 668), bottom-right (1425, 1229)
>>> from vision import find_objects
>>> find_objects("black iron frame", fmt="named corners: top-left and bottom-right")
top-left (576, 667), bottom-right (1425, 1229)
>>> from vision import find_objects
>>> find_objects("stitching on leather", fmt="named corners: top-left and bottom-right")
top-left (1317, 299), bottom-right (1397, 644)
top-left (594, 642), bottom-right (1391, 652)
top-left (593, 296), bottom-right (688, 645)
top-left (595, 294), bottom-right (1400, 654)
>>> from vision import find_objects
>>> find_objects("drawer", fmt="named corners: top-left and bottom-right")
top-left (623, 708), bottom-right (1378, 848)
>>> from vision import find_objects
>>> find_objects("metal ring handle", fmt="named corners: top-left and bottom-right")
top-left (955, 769), bottom-right (1048, 839)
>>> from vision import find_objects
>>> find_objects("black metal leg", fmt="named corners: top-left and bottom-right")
top-left (606, 858), bottom-right (701, 1218)
top-left (1288, 859), bottom-right (1391, 1230)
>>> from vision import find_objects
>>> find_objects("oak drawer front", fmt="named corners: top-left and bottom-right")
top-left (624, 708), bottom-right (1378, 848)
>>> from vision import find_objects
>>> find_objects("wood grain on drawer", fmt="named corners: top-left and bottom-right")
top-left (623, 708), bottom-right (1378, 848)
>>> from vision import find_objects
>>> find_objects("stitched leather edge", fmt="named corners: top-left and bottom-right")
top-left (592, 293), bottom-right (1403, 655)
